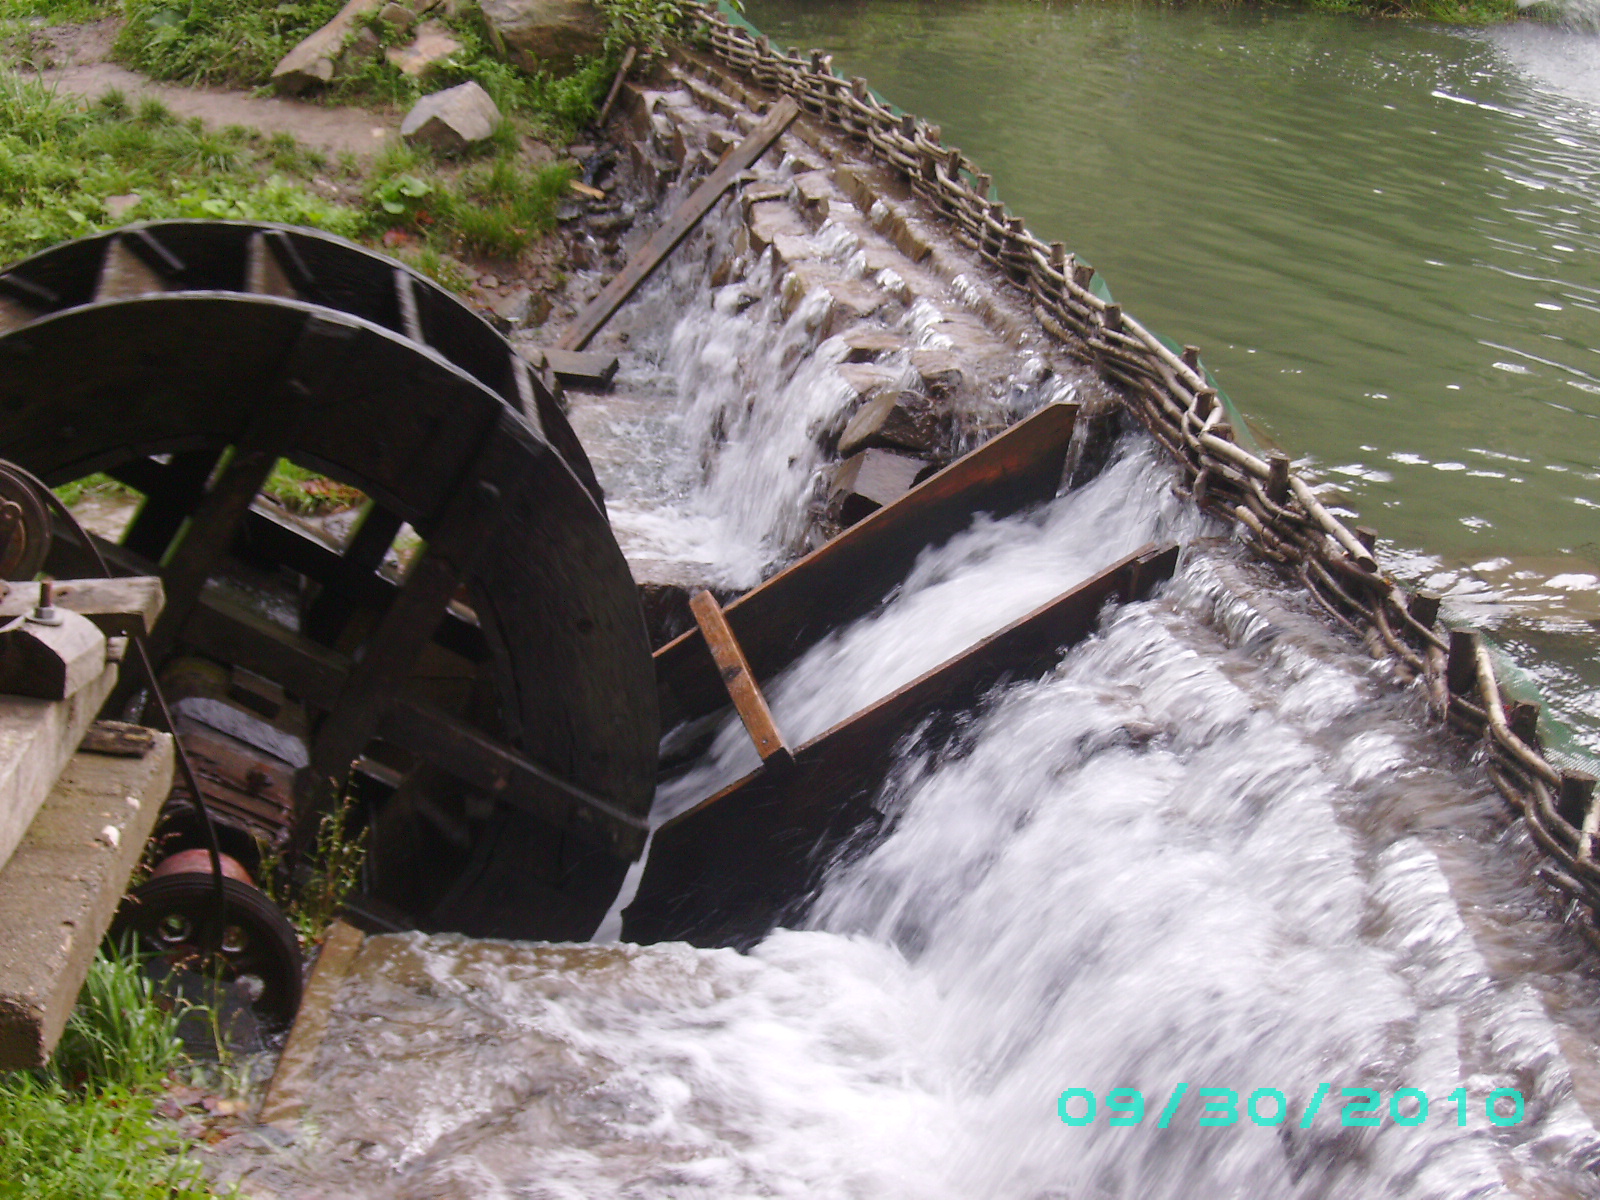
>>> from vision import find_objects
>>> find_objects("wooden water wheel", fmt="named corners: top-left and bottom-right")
top-left (0, 220), bottom-right (658, 940)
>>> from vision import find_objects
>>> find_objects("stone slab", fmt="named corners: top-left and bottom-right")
top-left (0, 664), bottom-right (118, 875)
top-left (0, 732), bottom-right (174, 1068)
top-left (258, 919), bottom-right (365, 1127)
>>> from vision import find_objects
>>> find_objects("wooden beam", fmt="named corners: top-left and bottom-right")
top-left (142, 315), bottom-right (358, 667)
top-left (655, 402), bottom-right (1078, 728)
top-left (689, 590), bottom-right (790, 767)
top-left (556, 96), bottom-right (801, 352)
top-left (181, 587), bottom-right (352, 712)
top-left (380, 699), bottom-right (649, 858)
top-left (297, 412), bottom-right (526, 830)
top-left (300, 503), bottom-right (403, 646)
top-left (0, 577), bottom-right (164, 638)
top-left (624, 542), bottom-right (1180, 949)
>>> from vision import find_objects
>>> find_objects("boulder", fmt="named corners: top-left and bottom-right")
top-left (478, 0), bottom-right (605, 73)
top-left (386, 20), bottom-right (463, 76)
top-left (271, 0), bottom-right (384, 94)
top-left (400, 81), bottom-right (502, 155)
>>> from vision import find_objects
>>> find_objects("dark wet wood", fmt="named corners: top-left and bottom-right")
top-left (80, 720), bottom-right (157, 757)
top-left (655, 402), bottom-right (1079, 730)
top-left (143, 315), bottom-right (358, 667)
top-left (182, 588), bottom-right (352, 712)
top-left (556, 96), bottom-right (801, 352)
top-left (690, 590), bottom-right (791, 767)
top-left (380, 698), bottom-right (649, 858)
top-left (301, 504), bottom-right (404, 646)
top-left (624, 542), bottom-right (1180, 948)
top-left (299, 414), bottom-right (522, 828)
top-left (118, 451), bottom-right (220, 563)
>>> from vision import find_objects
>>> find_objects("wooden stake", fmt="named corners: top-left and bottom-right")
top-left (556, 96), bottom-right (800, 352)
top-left (595, 45), bottom-right (638, 131)
top-left (689, 591), bottom-right (791, 768)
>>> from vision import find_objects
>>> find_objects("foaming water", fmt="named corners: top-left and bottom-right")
top-left (255, 443), bottom-right (1600, 1197)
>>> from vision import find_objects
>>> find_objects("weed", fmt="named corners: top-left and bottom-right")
top-left (395, 242), bottom-right (472, 291)
top-left (0, 948), bottom-right (212, 1200)
top-left (259, 787), bottom-right (366, 944)
top-left (262, 458), bottom-right (366, 515)
top-left (51, 472), bottom-right (135, 508)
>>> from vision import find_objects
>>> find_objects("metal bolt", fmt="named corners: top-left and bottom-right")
top-left (28, 579), bottom-right (62, 626)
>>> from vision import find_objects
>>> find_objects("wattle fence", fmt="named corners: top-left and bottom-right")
top-left (683, 0), bottom-right (1600, 937)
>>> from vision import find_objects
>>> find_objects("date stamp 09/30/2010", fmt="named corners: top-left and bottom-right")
top-left (1057, 1084), bottom-right (1527, 1129)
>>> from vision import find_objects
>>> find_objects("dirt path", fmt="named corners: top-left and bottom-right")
top-left (21, 18), bottom-right (401, 157)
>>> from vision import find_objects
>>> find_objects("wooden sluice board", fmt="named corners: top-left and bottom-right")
top-left (653, 401), bottom-right (1082, 733)
top-left (624, 542), bottom-right (1181, 949)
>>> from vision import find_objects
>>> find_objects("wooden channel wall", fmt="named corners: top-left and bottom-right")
top-left (683, 2), bottom-right (1600, 934)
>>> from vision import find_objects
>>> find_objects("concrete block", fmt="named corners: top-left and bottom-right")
top-left (0, 609), bottom-right (106, 701)
top-left (0, 732), bottom-right (174, 1068)
top-left (0, 664), bottom-right (117, 874)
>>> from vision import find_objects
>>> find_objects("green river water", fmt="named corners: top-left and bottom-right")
top-left (742, 0), bottom-right (1600, 759)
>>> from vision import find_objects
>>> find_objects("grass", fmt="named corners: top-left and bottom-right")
top-left (262, 458), bottom-right (366, 516)
top-left (366, 139), bottom-right (573, 258)
top-left (0, 949), bottom-right (215, 1200)
top-left (51, 471), bottom-right (135, 508)
top-left (0, 75), bottom-right (359, 265)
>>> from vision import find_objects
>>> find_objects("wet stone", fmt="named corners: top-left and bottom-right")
top-left (910, 347), bottom-right (967, 396)
top-left (827, 448), bottom-right (928, 527)
top-left (839, 326), bottom-right (904, 363)
top-left (837, 389), bottom-right (947, 457)
top-left (747, 200), bottom-right (808, 253)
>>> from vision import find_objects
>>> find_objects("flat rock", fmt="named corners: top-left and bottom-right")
top-left (271, 0), bottom-right (384, 93)
top-left (839, 326), bottom-right (903, 363)
top-left (479, 0), bottom-right (604, 73)
top-left (837, 362), bottom-right (903, 402)
top-left (747, 199), bottom-right (807, 252)
top-left (910, 347), bottom-right (967, 396)
top-left (386, 19), bottom-right (462, 76)
top-left (838, 389), bottom-right (946, 457)
top-left (378, 1), bottom-right (416, 29)
top-left (828, 448), bottom-right (928, 527)
top-left (400, 81), bottom-right (501, 154)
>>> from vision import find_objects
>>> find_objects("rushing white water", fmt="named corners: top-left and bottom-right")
top-left (231, 152), bottom-right (1600, 1200)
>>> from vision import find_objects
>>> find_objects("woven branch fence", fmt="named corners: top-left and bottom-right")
top-left (683, 2), bottom-right (1600, 931)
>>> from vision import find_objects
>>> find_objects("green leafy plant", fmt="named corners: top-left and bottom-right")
top-left (0, 947), bottom-right (213, 1200)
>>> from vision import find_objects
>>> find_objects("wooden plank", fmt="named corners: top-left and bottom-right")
top-left (556, 96), bottom-right (801, 352)
top-left (380, 699), bottom-right (649, 858)
top-left (624, 542), bottom-right (1180, 949)
top-left (689, 590), bottom-right (791, 767)
top-left (181, 587), bottom-right (352, 712)
top-left (0, 577), bottom-right (164, 638)
top-left (655, 402), bottom-right (1078, 729)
